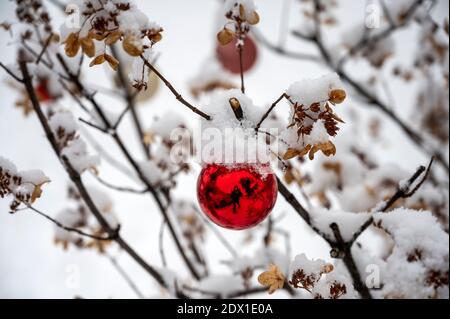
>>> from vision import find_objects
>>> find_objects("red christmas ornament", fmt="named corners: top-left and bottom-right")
top-left (35, 79), bottom-right (53, 102)
top-left (197, 163), bottom-right (277, 230)
top-left (216, 37), bottom-right (258, 74)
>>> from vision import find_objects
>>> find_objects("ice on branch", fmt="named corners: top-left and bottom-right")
top-left (61, 0), bottom-right (162, 71)
top-left (49, 111), bottom-right (100, 174)
top-left (373, 209), bottom-right (449, 298)
top-left (54, 186), bottom-right (118, 251)
top-left (0, 156), bottom-right (50, 212)
top-left (281, 73), bottom-right (346, 161)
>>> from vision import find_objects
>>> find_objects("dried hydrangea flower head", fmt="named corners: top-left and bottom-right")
top-left (62, 0), bottom-right (163, 71)
top-left (217, 0), bottom-right (260, 46)
top-left (0, 157), bottom-right (50, 212)
top-left (281, 73), bottom-right (346, 161)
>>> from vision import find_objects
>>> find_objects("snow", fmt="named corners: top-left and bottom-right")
top-left (197, 275), bottom-right (245, 297)
top-left (0, 156), bottom-right (49, 208)
top-left (62, 139), bottom-right (100, 174)
top-left (374, 208), bottom-right (449, 298)
top-left (305, 121), bottom-right (330, 146)
top-left (129, 49), bottom-right (154, 90)
top-left (54, 209), bottom-right (84, 243)
top-left (198, 89), bottom-right (272, 165)
top-left (140, 160), bottom-right (164, 185)
top-left (19, 170), bottom-right (50, 186)
top-left (49, 112), bottom-right (78, 137)
top-left (286, 73), bottom-right (344, 107)
top-left (150, 112), bottom-right (186, 141)
top-left (289, 253), bottom-right (327, 280)
top-left (222, 0), bottom-right (258, 21)
top-left (0, 156), bottom-right (18, 176)
top-left (310, 207), bottom-right (372, 242)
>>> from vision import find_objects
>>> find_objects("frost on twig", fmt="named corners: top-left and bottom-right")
top-left (0, 156), bottom-right (50, 212)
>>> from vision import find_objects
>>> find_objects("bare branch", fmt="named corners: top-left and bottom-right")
top-left (18, 55), bottom-right (169, 290)
top-left (349, 157), bottom-right (434, 246)
top-left (255, 93), bottom-right (288, 131)
top-left (330, 223), bottom-right (372, 299)
top-left (106, 253), bottom-right (145, 299)
top-left (24, 204), bottom-right (119, 241)
top-left (1, 62), bottom-right (24, 83)
top-left (140, 55), bottom-right (212, 121)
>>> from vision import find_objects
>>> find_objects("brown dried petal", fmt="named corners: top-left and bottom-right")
top-left (104, 54), bottom-right (119, 71)
top-left (64, 32), bottom-right (80, 58)
top-left (329, 89), bottom-right (346, 104)
top-left (283, 148), bottom-right (300, 160)
top-left (123, 35), bottom-right (143, 57)
top-left (89, 54), bottom-right (106, 68)
top-left (258, 264), bottom-right (285, 294)
top-left (309, 141), bottom-right (336, 160)
top-left (217, 28), bottom-right (235, 46)
top-left (149, 32), bottom-right (162, 43)
top-left (80, 37), bottom-right (95, 58)
top-left (105, 31), bottom-right (122, 45)
top-left (247, 11), bottom-right (260, 25)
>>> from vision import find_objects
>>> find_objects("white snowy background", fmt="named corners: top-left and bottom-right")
top-left (0, 0), bottom-right (448, 298)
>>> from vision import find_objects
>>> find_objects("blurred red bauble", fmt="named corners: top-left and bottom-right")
top-left (216, 37), bottom-right (258, 74)
top-left (36, 79), bottom-right (53, 102)
top-left (197, 163), bottom-right (277, 230)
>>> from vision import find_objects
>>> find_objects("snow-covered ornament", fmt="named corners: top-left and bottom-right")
top-left (216, 36), bottom-right (258, 74)
top-left (197, 163), bottom-right (277, 230)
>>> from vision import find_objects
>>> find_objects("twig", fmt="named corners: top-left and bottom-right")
top-left (193, 206), bottom-right (238, 258)
top-left (276, 176), bottom-right (334, 245)
top-left (159, 219), bottom-right (167, 267)
top-left (56, 53), bottom-right (203, 281)
top-left (288, 0), bottom-right (449, 173)
top-left (36, 34), bottom-right (53, 65)
top-left (79, 118), bottom-right (109, 134)
top-left (251, 28), bottom-right (321, 62)
top-left (349, 157), bottom-right (434, 246)
top-left (93, 174), bottom-right (149, 195)
top-left (238, 43), bottom-right (245, 94)
top-left (111, 45), bottom-right (150, 158)
top-left (255, 93), bottom-right (288, 131)
top-left (24, 204), bottom-right (119, 241)
top-left (18, 55), bottom-right (170, 291)
top-left (330, 223), bottom-right (372, 299)
top-left (140, 55), bottom-right (211, 121)
top-left (0, 62), bottom-right (23, 83)
top-left (106, 253), bottom-right (146, 299)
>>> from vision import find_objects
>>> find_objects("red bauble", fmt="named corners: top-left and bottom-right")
top-left (216, 37), bottom-right (258, 74)
top-left (35, 79), bottom-right (53, 102)
top-left (197, 163), bottom-right (277, 230)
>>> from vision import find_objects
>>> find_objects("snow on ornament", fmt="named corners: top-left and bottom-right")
top-left (196, 89), bottom-right (277, 230)
top-left (197, 163), bottom-right (277, 230)
top-left (216, 36), bottom-right (258, 74)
